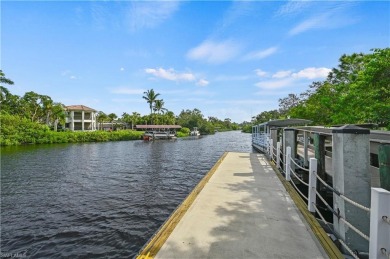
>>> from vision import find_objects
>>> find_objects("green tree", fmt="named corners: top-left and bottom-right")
top-left (122, 112), bottom-right (141, 129)
top-left (255, 110), bottom-right (281, 124)
top-left (177, 109), bottom-right (200, 129)
top-left (143, 89), bottom-right (160, 115)
top-left (97, 111), bottom-right (109, 130)
top-left (154, 99), bottom-right (166, 115)
top-left (0, 70), bottom-right (14, 86)
top-left (353, 48), bottom-right (390, 127)
top-left (286, 48), bottom-right (389, 128)
top-left (162, 110), bottom-right (176, 125)
top-left (20, 92), bottom-right (53, 123)
top-left (108, 113), bottom-right (117, 130)
top-left (0, 70), bottom-right (18, 114)
top-left (51, 103), bottom-right (66, 131)
top-left (278, 94), bottom-right (301, 116)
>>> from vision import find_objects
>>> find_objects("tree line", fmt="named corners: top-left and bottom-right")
top-left (244, 48), bottom-right (389, 132)
top-left (0, 71), bottom-right (240, 145)
top-left (119, 89), bottom-right (240, 134)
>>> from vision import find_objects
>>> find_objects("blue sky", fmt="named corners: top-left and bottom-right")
top-left (2, 1), bottom-right (389, 123)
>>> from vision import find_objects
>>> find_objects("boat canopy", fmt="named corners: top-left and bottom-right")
top-left (135, 125), bottom-right (182, 130)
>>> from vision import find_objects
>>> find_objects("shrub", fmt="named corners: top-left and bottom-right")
top-left (0, 112), bottom-right (144, 146)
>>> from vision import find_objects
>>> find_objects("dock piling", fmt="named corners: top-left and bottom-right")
top-left (332, 125), bottom-right (371, 253)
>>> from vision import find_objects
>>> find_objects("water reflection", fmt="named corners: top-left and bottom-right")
top-left (1, 131), bottom-right (252, 258)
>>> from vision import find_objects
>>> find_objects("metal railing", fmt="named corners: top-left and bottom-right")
top-left (266, 142), bottom-right (390, 258)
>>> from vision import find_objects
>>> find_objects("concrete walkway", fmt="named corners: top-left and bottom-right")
top-left (155, 152), bottom-right (328, 259)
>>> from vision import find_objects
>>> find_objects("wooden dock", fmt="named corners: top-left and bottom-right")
top-left (137, 152), bottom-right (341, 259)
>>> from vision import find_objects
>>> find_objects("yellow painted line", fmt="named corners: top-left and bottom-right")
top-left (269, 161), bottom-right (344, 259)
top-left (135, 152), bottom-right (229, 259)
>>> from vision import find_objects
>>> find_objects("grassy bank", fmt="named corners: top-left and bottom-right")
top-left (0, 113), bottom-right (144, 146)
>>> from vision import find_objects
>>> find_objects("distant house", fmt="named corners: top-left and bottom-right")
top-left (65, 105), bottom-right (97, 131)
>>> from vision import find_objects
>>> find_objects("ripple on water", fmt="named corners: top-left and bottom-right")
top-left (1, 131), bottom-right (252, 258)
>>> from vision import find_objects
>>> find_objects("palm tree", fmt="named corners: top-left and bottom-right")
top-left (154, 99), bottom-right (167, 115)
top-left (108, 113), bottom-right (117, 130)
top-left (153, 99), bottom-right (168, 125)
top-left (130, 112), bottom-right (141, 129)
top-left (0, 70), bottom-right (14, 86)
top-left (97, 111), bottom-right (109, 130)
top-left (143, 89), bottom-right (160, 115)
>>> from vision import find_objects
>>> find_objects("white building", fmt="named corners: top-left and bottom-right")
top-left (65, 105), bottom-right (97, 131)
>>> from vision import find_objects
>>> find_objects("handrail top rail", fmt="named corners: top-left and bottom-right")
top-left (254, 118), bottom-right (312, 127)
top-left (292, 126), bottom-right (390, 142)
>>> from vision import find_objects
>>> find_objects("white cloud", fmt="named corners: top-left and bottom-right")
top-left (120, 67), bottom-right (125, 71)
top-left (255, 67), bottom-right (331, 90)
top-left (276, 1), bottom-right (312, 17)
top-left (292, 67), bottom-right (331, 79)
top-left (145, 68), bottom-right (196, 82)
top-left (110, 87), bottom-right (145, 95)
top-left (197, 79), bottom-right (209, 87)
top-left (243, 47), bottom-right (278, 60)
top-left (272, 70), bottom-right (292, 78)
top-left (61, 70), bottom-right (77, 80)
top-left (255, 69), bottom-right (269, 78)
top-left (220, 1), bottom-right (253, 29)
top-left (289, 14), bottom-right (330, 36)
top-left (255, 90), bottom-right (291, 96)
top-left (255, 78), bottom-right (295, 89)
top-left (187, 40), bottom-right (241, 64)
top-left (288, 4), bottom-right (357, 36)
top-left (126, 2), bottom-right (180, 31)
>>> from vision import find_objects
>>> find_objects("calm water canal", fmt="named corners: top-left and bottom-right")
top-left (1, 131), bottom-right (253, 258)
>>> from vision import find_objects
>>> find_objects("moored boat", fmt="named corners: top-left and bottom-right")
top-left (136, 125), bottom-right (182, 141)
top-left (190, 127), bottom-right (200, 136)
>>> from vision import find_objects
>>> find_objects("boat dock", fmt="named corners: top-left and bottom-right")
top-left (136, 152), bottom-right (341, 259)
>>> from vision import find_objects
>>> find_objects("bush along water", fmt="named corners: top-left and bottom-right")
top-left (0, 113), bottom-right (144, 146)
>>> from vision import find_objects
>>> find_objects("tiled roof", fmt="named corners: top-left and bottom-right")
top-left (65, 105), bottom-right (97, 111)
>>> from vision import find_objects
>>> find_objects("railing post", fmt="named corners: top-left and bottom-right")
top-left (277, 142), bottom-right (281, 169)
top-left (332, 125), bottom-right (371, 253)
top-left (369, 188), bottom-right (390, 259)
top-left (269, 138), bottom-right (273, 159)
top-left (308, 158), bottom-right (318, 212)
top-left (285, 146), bottom-right (291, 181)
top-left (284, 128), bottom-right (296, 172)
top-left (303, 131), bottom-right (309, 167)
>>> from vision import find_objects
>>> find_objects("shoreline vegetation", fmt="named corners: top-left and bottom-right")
top-left (1, 48), bottom-right (388, 146)
top-left (242, 48), bottom-right (390, 132)
top-left (0, 71), bottom-right (240, 146)
top-left (0, 112), bottom-right (235, 146)
top-left (0, 113), bottom-right (145, 145)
